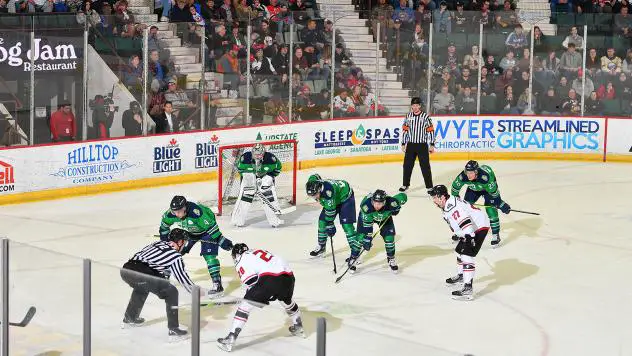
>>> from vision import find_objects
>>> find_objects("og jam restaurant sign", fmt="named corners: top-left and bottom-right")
top-left (0, 35), bottom-right (81, 72)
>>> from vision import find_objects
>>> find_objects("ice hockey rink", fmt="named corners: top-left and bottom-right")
top-left (3, 159), bottom-right (632, 356)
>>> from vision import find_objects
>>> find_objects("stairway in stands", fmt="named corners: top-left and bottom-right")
top-left (316, 0), bottom-right (411, 115)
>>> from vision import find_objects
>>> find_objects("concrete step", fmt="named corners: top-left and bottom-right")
top-left (350, 64), bottom-right (390, 73)
top-left (384, 104), bottom-right (410, 114)
top-left (348, 48), bottom-right (381, 57)
top-left (128, 0), bottom-right (150, 7)
top-left (374, 81), bottom-right (402, 89)
top-left (337, 26), bottom-right (369, 35)
top-left (378, 88), bottom-right (411, 97)
top-left (363, 72), bottom-right (399, 81)
top-left (334, 18), bottom-right (367, 27)
top-left (317, 3), bottom-right (355, 11)
top-left (319, 10), bottom-right (359, 20)
top-left (129, 6), bottom-right (151, 14)
top-left (379, 97), bottom-right (411, 106)
top-left (185, 72), bottom-right (224, 82)
top-left (174, 63), bottom-right (203, 74)
top-left (315, 0), bottom-right (354, 4)
top-left (160, 37), bottom-right (182, 47)
top-left (152, 22), bottom-right (173, 31)
top-left (165, 46), bottom-right (199, 56)
top-left (171, 54), bottom-right (198, 64)
top-left (342, 41), bottom-right (373, 49)
top-left (156, 30), bottom-right (176, 39)
top-left (135, 14), bottom-right (158, 22)
top-left (351, 56), bottom-right (386, 65)
top-left (339, 33), bottom-right (374, 43)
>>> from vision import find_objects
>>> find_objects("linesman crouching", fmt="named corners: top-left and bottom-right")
top-left (120, 228), bottom-right (199, 338)
top-left (429, 185), bottom-right (490, 301)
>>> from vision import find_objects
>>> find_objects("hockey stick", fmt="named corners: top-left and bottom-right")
top-left (334, 217), bottom-right (391, 284)
top-left (329, 235), bottom-right (337, 274)
top-left (473, 204), bottom-right (540, 216)
top-left (0, 306), bottom-right (36, 327)
top-left (255, 191), bottom-right (297, 215)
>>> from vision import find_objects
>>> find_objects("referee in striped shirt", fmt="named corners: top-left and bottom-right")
top-left (400, 97), bottom-right (435, 193)
top-left (120, 228), bottom-right (197, 336)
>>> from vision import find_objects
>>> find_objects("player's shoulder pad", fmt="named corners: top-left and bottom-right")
top-left (361, 199), bottom-right (372, 213)
top-left (457, 171), bottom-right (468, 182)
top-left (387, 196), bottom-right (401, 208)
top-left (444, 196), bottom-right (457, 212)
top-left (187, 202), bottom-right (202, 217)
top-left (478, 169), bottom-right (491, 182)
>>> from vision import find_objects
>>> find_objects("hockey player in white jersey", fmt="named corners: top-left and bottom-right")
top-left (217, 243), bottom-right (305, 352)
top-left (429, 184), bottom-right (490, 301)
top-left (231, 143), bottom-right (284, 227)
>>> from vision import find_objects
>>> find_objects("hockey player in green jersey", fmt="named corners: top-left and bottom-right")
top-left (231, 143), bottom-right (284, 227)
top-left (159, 195), bottom-right (234, 297)
top-left (305, 174), bottom-right (362, 271)
top-left (357, 190), bottom-right (407, 273)
top-left (450, 160), bottom-right (511, 247)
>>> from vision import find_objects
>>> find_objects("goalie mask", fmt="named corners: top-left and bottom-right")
top-left (252, 143), bottom-right (265, 161)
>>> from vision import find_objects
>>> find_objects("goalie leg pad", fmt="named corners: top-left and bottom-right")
top-left (231, 173), bottom-right (256, 227)
top-left (259, 181), bottom-right (283, 226)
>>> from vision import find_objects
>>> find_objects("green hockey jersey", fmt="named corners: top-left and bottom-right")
top-left (237, 151), bottom-right (282, 178)
top-left (159, 202), bottom-right (223, 241)
top-left (451, 165), bottom-right (500, 199)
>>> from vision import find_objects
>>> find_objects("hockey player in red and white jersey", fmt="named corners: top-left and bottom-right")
top-left (429, 184), bottom-right (490, 301)
top-left (217, 243), bottom-right (305, 352)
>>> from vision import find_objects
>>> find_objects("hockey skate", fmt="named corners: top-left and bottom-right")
top-left (445, 274), bottom-right (463, 285)
top-left (451, 283), bottom-right (474, 301)
top-left (168, 327), bottom-right (189, 342)
top-left (121, 316), bottom-right (145, 329)
top-left (491, 234), bottom-right (501, 248)
top-left (309, 245), bottom-right (326, 258)
top-left (346, 257), bottom-right (358, 274)
top-left (216, 332), bottom-right (237, 352)
top-left (289, 323), bottom-right (306, 338)
top-left (387, 256), bottom-right (399, 274)
top-left (207, 281), bottom-right (225, 299)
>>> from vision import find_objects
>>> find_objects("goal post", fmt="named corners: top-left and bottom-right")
top-left (216, 139), bottom-right (298, 216)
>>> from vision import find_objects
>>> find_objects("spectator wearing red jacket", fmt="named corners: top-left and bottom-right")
top-left (50, 104), bottom-right (77, 143)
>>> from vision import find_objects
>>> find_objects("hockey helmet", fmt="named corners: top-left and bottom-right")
top-left (307, 173), bottom-right (322, 183)
top-left (170, 195), bottom-right (187, 211)
top-left (306, 179), bottom-right (322, 197)
top-left (231, 243), bottom-right (249, 260)
top-left (168, 228), bottom-right (190, 242)
top-left (371, 189), bottom-right (387, 203)
top-left (252, 143), bottom-right (265, 160)
top-left (411, 97), bottom-right (422, 105)
top-left (428, 185), bottom-right (449, 198)
top-left (464, 160), bottom-right (479, 172)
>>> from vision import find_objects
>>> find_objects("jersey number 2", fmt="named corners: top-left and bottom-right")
top-left (253, 250), bottom-right (272, 262)
top-left (452, 210), bottom-right (461, 220)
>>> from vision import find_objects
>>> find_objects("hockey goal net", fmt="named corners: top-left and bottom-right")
top-left (214, 139), bottom-right (297, 216)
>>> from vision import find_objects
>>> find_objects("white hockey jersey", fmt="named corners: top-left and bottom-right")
top-left (442, 196), bottom-right (490, 237)
top-left (235, 249), bottom-right (293, 287)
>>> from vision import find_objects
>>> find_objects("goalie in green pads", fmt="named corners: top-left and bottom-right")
top-left (357, 190), bottom-right (407, 273)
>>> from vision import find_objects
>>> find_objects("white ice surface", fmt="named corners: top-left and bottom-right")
top-left (3, 160), bottom-right (632, 356)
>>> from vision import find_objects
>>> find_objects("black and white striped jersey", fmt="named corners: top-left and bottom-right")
top-left (130, 241), bottom-right (195, 292)
top-left (401, 111), bottom-right (436, 146)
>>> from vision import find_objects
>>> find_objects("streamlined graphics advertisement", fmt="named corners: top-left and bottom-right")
top-left (313, 122), bottom-right (401, 156)
top-left (50, 143), bottom-right (136, 184)
top-left (434, 117), bottom-right (604, 153)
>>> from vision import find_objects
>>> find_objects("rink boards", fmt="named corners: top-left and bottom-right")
top-left (0, 115), bottom-right (631, 204)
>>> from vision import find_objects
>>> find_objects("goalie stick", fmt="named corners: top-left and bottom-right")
top-left (0, 306), bottom-right (36, 327)
top-left (255, 191), bottom-right (297, 215)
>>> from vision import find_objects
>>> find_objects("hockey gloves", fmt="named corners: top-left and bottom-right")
top-left (499, 201), bottom-right (511, 214)
top-left (219, 237), bottom-right (233, 251)
top-left (362, 237), bottom-right (373, 251)
top-left (325, 223), bottom-right (336, 238)
top-left (180, 240), bottom-right (196, 255)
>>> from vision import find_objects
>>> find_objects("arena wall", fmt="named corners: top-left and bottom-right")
top-left (0, 115), bottom-right (630, 205)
